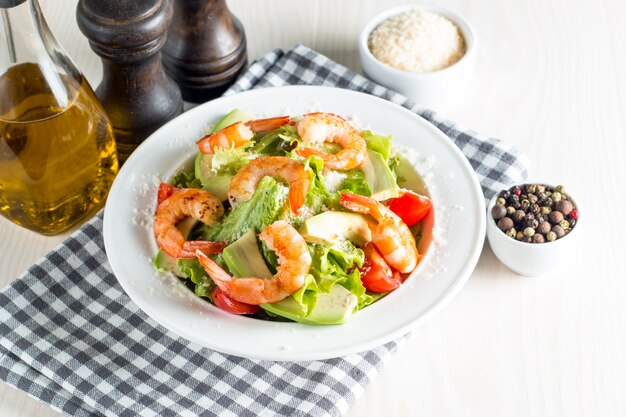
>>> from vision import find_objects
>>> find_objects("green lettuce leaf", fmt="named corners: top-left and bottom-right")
top-left (211, 144), bottom-right (253, 176)
top-left (307, 239), bottom-right (371, 308)
top-left (250, 125), bottom-right (299, 156)
top-left (178, 258), bottom-right (216, 298)
top-left (198, 176), bottom-right (288, 243)
top-left (362, 130), bottom-right (393, 161)
top-left (340, 267), bottom-right (372, 309)
top-left (261, 274), bottom-right (320, 319)
top-left (171, 170), bottom-right (202, 189)
top-left (366, 291), bottom-right (388, 304)
top-left (336, 168), bottom-right (371, 196)
top-left (306, 158), bottom-right (371, 212)
top-left (328, 239), bottom-right (365, 270)
top-left (304, 156), bottom-right (332, 214)
top-left (260, 241), bottom-right (279, 271)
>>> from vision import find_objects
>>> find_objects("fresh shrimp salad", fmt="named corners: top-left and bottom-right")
top-left (152, 109), bottom-right (432, 324)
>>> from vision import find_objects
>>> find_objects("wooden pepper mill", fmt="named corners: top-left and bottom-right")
top-left (162, 0), bottom-right (247, 103)
top-left (77, 0), bottom-right (183, 162)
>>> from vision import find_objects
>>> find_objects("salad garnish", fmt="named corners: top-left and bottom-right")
top-left (152, 110), bottom-right (432, 324)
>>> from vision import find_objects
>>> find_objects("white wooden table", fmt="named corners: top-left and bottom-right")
top-left (2, 0), bottom-right (625, 416)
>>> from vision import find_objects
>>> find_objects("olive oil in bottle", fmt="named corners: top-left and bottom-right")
top-left (0, 0), bottom-right (118, 235)
top-left (0, 64), bottom-right (118, 234)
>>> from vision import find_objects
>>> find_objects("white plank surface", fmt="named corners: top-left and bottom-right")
top-left (1, 0), bottom-right (625, 416)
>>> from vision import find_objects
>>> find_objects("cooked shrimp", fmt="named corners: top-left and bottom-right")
top-left (340, 193), bottom-right (418, 273)
top-left (295, 112), bottom-right (367, 171)
top-left (154, 188), bottom-right (226, 258)
top-left (227, 156), bottom-right (309, 215)
top-left (197, 116), bottom-right (291, 154)
top-left (195, 220), bottom-right (312, 305)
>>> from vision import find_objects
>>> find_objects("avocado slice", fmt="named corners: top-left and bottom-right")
top-left (202, 175), bottom-right (232, 202)
top-left (194, 153), bottom-right (231, 201)
top-left (222, 229), bottom-right (272, 278)
top-left (212, 108), bottom-right (252, 132)
top-left (262, 284), bottom-right (358, 325)
top-left (153, 217), bottom-right (198, 277)
top-left (362, 149), bottom-right (399, 200)
top-left (299, 211), bottom-right (372, 246)
top-left (153, 250), bottom-right (181, 276)
top-left (194, 153), bottom-right (213, 183)
top-left (304, 285), bottom-right (358, 324)
top-left (194, 109), bottom-right (252, 199)
top-left (262, 295), bottom-right (309, 318)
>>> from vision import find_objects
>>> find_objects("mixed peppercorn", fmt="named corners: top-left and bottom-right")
top-left (491, 184), bottom-right (578, 243)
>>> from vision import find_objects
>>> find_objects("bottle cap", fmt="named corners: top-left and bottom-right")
top-left (0, 0), bottom-right (27, 8)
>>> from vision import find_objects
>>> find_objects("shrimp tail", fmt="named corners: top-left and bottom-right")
top-left (229, 279), bottom-right (266, 303)
top-left (340, 193), bottom-right (382, 220)
top-left (195, 250), bottom-right (234, 288)
top-left (294, 147), bottom-right (334, 163)
top-left (182, 241), bottom-right (227, 257)
top-left (197, 122), bottom-right (254, 154)
top-left (197, 116), bottom-right (293, 154)
top-left (160, 240), bottom-right (225, 259)
top-left (289, 178), bottom-right (309, 215)
top-left (196, 250), bottom-right (266, 304)
top-left (247, 116), bottom-right (292, 132)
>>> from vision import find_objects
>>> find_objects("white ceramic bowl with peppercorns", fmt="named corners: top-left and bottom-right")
top-left (486, 184), bottom-right (581, 276)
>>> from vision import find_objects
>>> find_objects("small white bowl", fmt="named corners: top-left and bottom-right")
top-left (486, 188), bottom-right (581, 277)
top-left (359, 4), bottom-right (477, 110)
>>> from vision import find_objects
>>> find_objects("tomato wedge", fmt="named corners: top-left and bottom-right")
top-left (388, 190), bottom-right (432, 227)
top-left (359, 243), bottom-right (402, 293)
top-left (210, 287), bottom-right (260, 315)
top-left (157, 182), bottom-right (176, 206)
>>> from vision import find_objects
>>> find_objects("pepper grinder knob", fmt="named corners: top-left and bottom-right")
top-left (77, 0), bottom-right (183, 162)
top-left (162, 0), bottom-right (247, 103)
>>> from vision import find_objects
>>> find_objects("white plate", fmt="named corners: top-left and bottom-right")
top-left (103, 86), bottom-right (485, 361)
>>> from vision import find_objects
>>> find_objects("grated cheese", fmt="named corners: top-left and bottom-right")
top-left (323, 170), bottom-right (347, 193)
top-left (368, 7), bottom-right (466, 73)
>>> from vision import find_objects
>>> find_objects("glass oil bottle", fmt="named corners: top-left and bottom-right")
top-left (0, 0), bottom-right (118, 234)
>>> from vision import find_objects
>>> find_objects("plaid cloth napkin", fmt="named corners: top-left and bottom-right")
top-left (0, 45), bottom-right (528, 417)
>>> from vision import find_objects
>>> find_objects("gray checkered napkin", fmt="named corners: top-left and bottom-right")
top-left (0, 45), bottom-right (528, 417)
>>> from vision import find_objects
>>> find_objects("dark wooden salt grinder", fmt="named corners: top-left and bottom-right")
top-left (162, 0), bottom-right (247, 103)
top-left (77, 0), bottom-right (183, 163)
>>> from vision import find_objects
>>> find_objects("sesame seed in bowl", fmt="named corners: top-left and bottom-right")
top-left (358, 5), bottom-right (477, 111)
top-left (368, 7), bottom-right (467, 73)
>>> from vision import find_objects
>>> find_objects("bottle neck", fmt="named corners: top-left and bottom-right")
top-left (1, 0), bottom-right (77, 73)
top-left (0, 0), bottom-right (81, 118)
top-left (1, 9), bottom-right (16, 63)
top-left (1, 0), bottom-right (37, 67)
